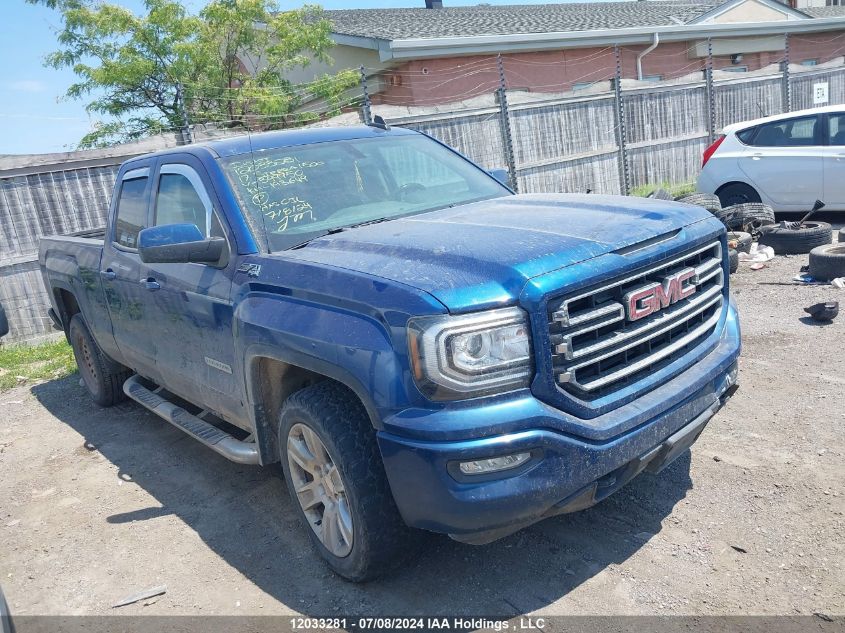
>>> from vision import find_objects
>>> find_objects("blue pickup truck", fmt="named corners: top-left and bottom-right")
top-left (40, 124), bottom-right (740, 581)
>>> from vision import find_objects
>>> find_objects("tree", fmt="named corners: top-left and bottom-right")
top-left (29, 0), bottom-right (359, 147)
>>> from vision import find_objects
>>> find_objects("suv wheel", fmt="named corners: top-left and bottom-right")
top-left (278, 381), bottom-right (412, 581)
top-left (69, 314), bottom-right (132, 407)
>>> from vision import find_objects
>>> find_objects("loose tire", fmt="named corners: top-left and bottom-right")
top-left (729, 248), bottom-right (739, 274)
top-left (68, 314), bottom-right (131, 407)
top-left (758, 221), bottom-right (833, 255)
top-left (809, 244), bottom-right (845, 281)
top-left (838, 227), bottom-right (845, 244)
top-left (646, 188), bottom-right (673, 201)
top-left (727, 231), bottom-right (752, 254)
top-left (717, 203), bottom-right (775, 231)
top-left (278, 381), bottom-right (411, 582)
top-left (675, 192), bottom-right (722, 214)
top-left (716, 182), bottom-right (761, 208)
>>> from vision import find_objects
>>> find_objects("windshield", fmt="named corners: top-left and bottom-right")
top-left (219, 134), bottom-right (512, 252)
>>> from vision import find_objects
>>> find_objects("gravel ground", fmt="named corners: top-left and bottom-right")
top-left (1, 236), bottom-right (843, 619)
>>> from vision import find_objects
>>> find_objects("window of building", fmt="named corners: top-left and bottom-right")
top-left (721, 66), bottom-right (748, 73)
top-left (642, 74), bottom-right (663, 82)
top-left (801, 59), bottom-right (819, 66)
top-left (113, 175), bottom-right (148, 249)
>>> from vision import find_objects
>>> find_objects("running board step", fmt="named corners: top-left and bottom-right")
top-left (124, 375), bottom-right (259, 465)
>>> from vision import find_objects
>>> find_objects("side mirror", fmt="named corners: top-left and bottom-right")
top-left (0, 302), bottom-right (8, 338)
top-left (488, 168), bottom-right (511, 187)
top-left (138, 224), bottom-right (226, 265)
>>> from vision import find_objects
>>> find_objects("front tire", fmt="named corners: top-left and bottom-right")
top-left (278, 381), bottom-right (412, 582)
top-left (68, 314), bottom-right (131, 407)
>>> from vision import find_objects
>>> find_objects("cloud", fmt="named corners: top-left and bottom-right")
top-left (6, 80), bottom-right (48, 93)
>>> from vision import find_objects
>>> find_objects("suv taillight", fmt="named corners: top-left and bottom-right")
top-left (702, 134), bottom-right (726, 168)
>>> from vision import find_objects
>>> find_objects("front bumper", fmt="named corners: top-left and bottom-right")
top-left (377, 299), bottom-right (741, 543)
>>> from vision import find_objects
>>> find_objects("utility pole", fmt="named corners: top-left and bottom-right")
top-left (360, 66), bottom-right (372, 125)
top-left (782, 33), bottom-right (792, 113)
top-left (176, 82), bottom-right (193, 144)
top-left (496, 54), bottom-right (519, 192)
top-left (705, 37), bottom-right (716, 144)
top-left (613, 45), bottom-right (630, 196)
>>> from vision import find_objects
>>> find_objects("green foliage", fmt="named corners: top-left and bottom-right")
top-left (630, 182), bottom-right (697, 198)
top-left (0, 340), bottom-right (77, 391)
top-left (28, 0), bottom-right (358, 147)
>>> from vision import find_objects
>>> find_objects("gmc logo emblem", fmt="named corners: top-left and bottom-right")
top-left (624, 268), bottom-right (697, 321)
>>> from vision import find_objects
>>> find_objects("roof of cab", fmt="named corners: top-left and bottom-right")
top-left (127, 125), bottom-right (419, 164)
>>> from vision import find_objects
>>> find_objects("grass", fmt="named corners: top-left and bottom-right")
top-left (630, 182), bottom-right (697, 199)
top-left (0, 339), bottom-right (77, 391)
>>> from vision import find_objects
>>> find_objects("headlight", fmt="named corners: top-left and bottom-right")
top-left (407, 307), bottom-right (533, 400)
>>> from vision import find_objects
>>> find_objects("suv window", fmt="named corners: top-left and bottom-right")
top-left (750, 115), bottom-right (819, 147)
top-left (829, 113), bottom-right (845, 146)
top-left (113, 176), bottom-right (148, 249)
top-left (154, 167), bottom-right (224, 238)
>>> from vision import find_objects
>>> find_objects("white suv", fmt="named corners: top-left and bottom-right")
top-left (697, 105), bottom-right (845, 212)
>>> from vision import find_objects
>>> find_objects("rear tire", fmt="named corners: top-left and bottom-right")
top-left (68, 314), bottom-right (132, 407)
top-left (717, 182), bottom-right (761, 208)
top-left (758, 221), bottom-right (833, 255)
top-left (278, 381), bottom-right (412, 582)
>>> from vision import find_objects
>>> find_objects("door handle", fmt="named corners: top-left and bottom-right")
top-left (100, 269), bottom-right (116, 281)
top-left (751, 153), bottom-right (763, 160)
top-left (140, 277), bottom-right (161, 291)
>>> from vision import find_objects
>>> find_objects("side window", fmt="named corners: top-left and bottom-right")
top-left (154, 167), bottom-right (223, 238)
top-left (829, 114), bottom-right (845, 146)
top-left (113, 176), bottom-right (148, 249)
top-left (751, 115), bottom-right (819, 147)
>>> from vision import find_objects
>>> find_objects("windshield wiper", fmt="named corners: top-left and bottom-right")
top-left (288, 217), bottom-right (397, 250)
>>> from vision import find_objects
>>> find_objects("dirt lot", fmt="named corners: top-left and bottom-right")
top-left (1, 242), bottom-right (843, 619)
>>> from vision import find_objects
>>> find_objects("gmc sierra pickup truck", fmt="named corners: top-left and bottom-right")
top-left (40, 124), bottom-right (740, 581)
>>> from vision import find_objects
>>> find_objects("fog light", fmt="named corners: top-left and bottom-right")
top-left (459, 452), bottom-right (531, 475)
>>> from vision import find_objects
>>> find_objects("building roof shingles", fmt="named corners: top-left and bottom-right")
top-left (327, 1), bottom-right (845, 41)
top-left (327, 1), bottom-right (750, 40)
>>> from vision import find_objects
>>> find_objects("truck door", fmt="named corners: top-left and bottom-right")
top-left (102, 165), bottom-right (161, 382)
top-left (142, 158), bottom-right (242, 422)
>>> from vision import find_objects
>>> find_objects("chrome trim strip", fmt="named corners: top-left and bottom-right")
top-left (556, 305), bottom-right (722, 391)
top-left (551, 241), bottom-right (721, 318)
top-left (555, 278), bottom-right (723, 360)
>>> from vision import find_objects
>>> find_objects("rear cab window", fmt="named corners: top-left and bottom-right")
top-left (113, 169), bottom-right (149, 249)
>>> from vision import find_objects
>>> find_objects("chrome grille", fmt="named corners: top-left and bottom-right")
top-left (549, 241), bottom-right (724, 398)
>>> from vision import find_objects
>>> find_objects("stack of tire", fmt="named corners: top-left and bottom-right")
top-left (672, 192), bottom-right (772, 275)
top-left (808, 228), bottom-right (845, 281)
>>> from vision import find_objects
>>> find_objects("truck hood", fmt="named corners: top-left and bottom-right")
top-left (284, 193), bottom-right (712, 311)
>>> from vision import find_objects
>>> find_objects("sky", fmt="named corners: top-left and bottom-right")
top-left (0, 0), bottom-right (569, 155)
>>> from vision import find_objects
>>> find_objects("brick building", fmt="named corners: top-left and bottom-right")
top-left (273, 0), bottom-right (845, 106)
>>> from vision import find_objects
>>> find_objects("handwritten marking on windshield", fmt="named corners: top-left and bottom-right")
top-left (228, 157), bottom-right (325, 231)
